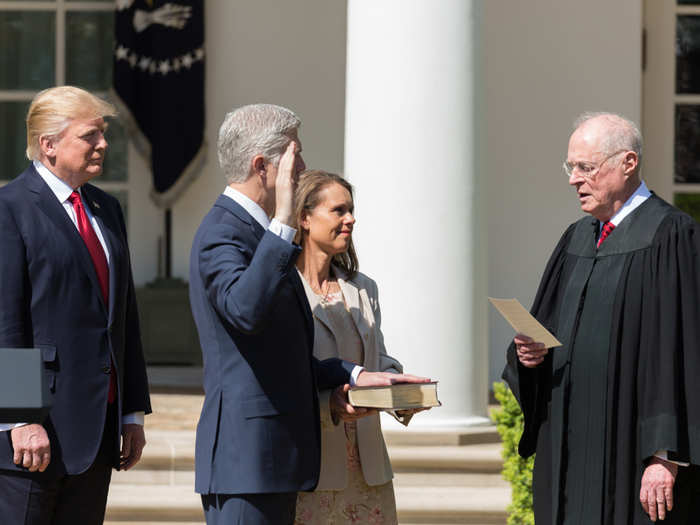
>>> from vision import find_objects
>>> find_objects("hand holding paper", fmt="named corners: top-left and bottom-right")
top-left (488, 297), bottom-right (562, 348)
top-left (489, 297), bottom-right (561, 368)
top-left (513, 333), bottom-right (549, 368)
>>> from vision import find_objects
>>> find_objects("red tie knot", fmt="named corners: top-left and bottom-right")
top-left (597, 221), bottom-right (616, 248)
top-left (68, 190), bottom-right (81, 204)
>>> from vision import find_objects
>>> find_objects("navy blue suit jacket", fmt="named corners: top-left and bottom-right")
top-left (189, 195), bottom-right (353, 495)
top-left (0, 165), bottom-right (151, 476)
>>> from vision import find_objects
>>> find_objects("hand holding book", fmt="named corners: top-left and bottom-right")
top-left (348, 381), bottom-right (441, 411)
top-left (330, 372), bottom-right (436, 424)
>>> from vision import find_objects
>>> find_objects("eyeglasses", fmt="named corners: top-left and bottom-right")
top-left (563, 149), bottom-right (627, 179)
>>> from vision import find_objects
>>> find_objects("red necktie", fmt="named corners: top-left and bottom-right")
top-left (67, 191), bottom-right (116, 404)
top-left (597, 221), bottom-right (615, 248)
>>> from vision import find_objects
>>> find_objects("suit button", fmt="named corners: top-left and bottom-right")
top-left (102, 366), bottom-right (111, 374)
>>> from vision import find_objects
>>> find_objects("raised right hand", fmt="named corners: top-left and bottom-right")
top-left (11, 423), bottom-right (50, 472)
top-left (273, 141), bottom-right (300, 226)
top-left (514, 333), bottom-right (548, 368)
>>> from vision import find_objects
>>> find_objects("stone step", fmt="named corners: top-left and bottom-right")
top-left (382, 421), bottom-right (500, 447)
top-left (105, 482), bottom-right (508, 524)
top-left (390, 443), bottom-right (503, 473)
top-left (106, 483), bottom-right (203, 522)
top-left (145, 393), bottom-right (202, 432)
top-left (112, 468), bottom-right (507, 490)
top-left (395, 484), bottom-right (509, 524)
top-left (110, 431), bottom-right (503, 485)
top-left (395, 471), bottom-right (507, 488)
top-left (144, 391), bottom-right (502, 445)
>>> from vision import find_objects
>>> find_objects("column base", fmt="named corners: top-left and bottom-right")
top-left (380, 412), bottom-right (498, 446)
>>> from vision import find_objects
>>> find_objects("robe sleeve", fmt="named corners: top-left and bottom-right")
top-left (635, 216), bottom-right (700, 464)
top-left (502, 223), bottom-right (577, 458)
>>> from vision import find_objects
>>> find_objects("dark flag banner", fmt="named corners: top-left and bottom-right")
top-left (113, 0), bottom-right (205, 208)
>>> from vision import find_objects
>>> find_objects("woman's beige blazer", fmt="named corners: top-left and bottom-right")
top-left (299, 267), bottom-right (404, 490)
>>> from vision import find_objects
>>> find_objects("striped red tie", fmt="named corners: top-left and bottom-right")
top-left (67, 191), bottom-right (116, 404)
top-left (597, 221), bottom-right (615, 248)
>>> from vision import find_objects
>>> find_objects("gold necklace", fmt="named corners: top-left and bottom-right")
top-left (319, 278), bottom-right (333, 305)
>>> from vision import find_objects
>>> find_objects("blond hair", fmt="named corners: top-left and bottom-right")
top-left (26, 86), bottom-right (117, 161)
top-left (294, 170), bottom-right (359, 277)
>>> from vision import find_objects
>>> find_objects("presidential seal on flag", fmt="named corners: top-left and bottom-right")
top-left (112, 0), bottom-right (205, 208)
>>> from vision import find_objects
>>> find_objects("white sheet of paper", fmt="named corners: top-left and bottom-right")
top-left (488, 297), bottom-right (562, 348)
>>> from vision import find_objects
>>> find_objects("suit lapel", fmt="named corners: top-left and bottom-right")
top-left (23, 168), bottom-right (108, 316)
top-left (291, 271), bottom-right (315, 342)
top-left (337, 273), bottom-right (372, 345)
top-left (214, 194), bottom-right (266, 241)
top-left (298, 270), bottom-right (333, 334)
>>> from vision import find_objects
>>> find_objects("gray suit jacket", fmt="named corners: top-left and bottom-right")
top-left (300, 267), bottom-right (403, 489)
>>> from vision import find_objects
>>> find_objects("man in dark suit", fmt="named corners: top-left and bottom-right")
top-left (190, 104), bottom-right (421, 524)
top-left (0, 86), bottom-right (151, 524)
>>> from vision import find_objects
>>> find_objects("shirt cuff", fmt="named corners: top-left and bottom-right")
top-left (654, 449), bottom-right (690, 467)
top-left (0, 423), bottom-right (27, 432)
top-left (350, 365), bottom-right (364, 387)
top-left (269, 219), bottom-right (297, 243)
top-left (122, 411), bottom-right (145, 426)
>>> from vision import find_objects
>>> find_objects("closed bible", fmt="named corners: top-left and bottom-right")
top-left (348, 381), bottom-right (441, 410)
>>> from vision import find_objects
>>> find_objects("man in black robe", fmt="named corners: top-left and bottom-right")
top-left (503, 113), bottom-right (700, 524)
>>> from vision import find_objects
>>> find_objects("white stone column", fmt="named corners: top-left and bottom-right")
top-left (344, 0), bottom-right (488, 427)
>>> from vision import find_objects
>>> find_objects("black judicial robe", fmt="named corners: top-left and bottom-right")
top-left (503, 195), bottom-right (700, 525)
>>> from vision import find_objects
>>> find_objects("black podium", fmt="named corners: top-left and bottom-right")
top-left (0, 348), bottom-right (52, 423)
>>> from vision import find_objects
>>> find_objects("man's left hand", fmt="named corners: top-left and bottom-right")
top-left (355, 371), bottom-right (431, 387)
top-left (640, 457), bottom-right (678, 521)
top-left (120, 424), bottom-right (146, 471)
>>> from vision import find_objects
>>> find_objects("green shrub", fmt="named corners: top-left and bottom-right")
top-left (491, 381), bottom-right (535, 525)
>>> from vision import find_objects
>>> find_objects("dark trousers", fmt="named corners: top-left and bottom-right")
top-left (0, 404), bottom-right (117, 525)
top-left (201, 492), bottom-right (297, 525)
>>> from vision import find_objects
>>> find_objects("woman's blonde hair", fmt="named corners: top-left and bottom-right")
top-left (294, 170), bottom-right (359, 277)
top-left (26, 86), bottom-right (117, 161)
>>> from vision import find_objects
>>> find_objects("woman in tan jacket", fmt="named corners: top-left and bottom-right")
top-left (293, 170), bottom-right (422, 525)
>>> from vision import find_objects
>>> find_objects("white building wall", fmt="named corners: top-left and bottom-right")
top-left (484, 0), bottom-right (642, 385)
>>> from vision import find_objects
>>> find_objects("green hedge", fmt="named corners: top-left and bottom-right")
top-left (491, 382), bottom-right (535, 525)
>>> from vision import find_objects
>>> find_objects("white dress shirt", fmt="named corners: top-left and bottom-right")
top-left (597, 180), bottom-right (651, 241)
top-left (222, 186), bottom-right (364, 385)
top-left (0, 161), bottom-right (144, 432)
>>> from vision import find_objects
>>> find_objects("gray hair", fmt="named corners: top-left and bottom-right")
top-left (217, 103), bottom-right (301, 183)
top-left (573, 111), bottom-right (643, 168)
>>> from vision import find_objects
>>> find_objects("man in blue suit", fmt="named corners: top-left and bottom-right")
top-left (0, 86), bottom-right (151, 524)
top-left (190, 104), bottom-right (420, 524)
